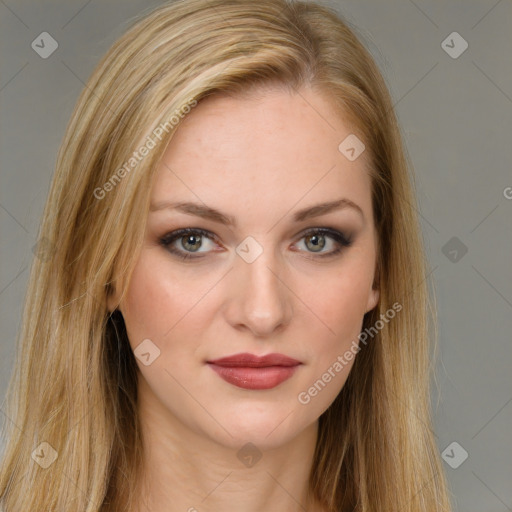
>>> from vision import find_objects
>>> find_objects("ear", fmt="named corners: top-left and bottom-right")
top-left (365, 263), bottom-right (380, 313)
top-left (365, 286), bottom-right (380, 313)
top-left (106, 281), bottom-right (122, 313)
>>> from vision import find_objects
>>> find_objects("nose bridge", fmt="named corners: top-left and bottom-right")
top-left (228, 241), bottom-right (293, 335)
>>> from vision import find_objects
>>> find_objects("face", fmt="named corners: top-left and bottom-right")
top-left (109, 85), bottom-right (379, 451)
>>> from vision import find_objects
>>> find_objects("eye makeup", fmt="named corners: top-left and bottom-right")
top-left (158, 226), bottom-right (353, 261)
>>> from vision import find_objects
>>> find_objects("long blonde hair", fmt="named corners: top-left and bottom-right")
top-left (0, 0), bottom-right (452, 510)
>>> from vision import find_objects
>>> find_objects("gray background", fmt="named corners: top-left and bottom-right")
top-left (1, 1), bottom-right (511, 511)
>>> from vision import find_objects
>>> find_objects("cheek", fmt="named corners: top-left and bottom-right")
top-left (121, 250), bottom-right (196, 347)
top-left (294, 269), bottom-right (371, 414)
top-left (120, 248), bottom-right (227, 358)
top-left (317, 261), bottom-right (374, 336)
top-left (304, 255), bottom-right (375, 384)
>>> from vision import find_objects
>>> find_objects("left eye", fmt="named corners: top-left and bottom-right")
top-left (296, 231), bottom-right (339, 253)
top-left (160, 228), bottom-right (218, 259)
top-left (159, 227), bottom-right (352, 260)
top-left (292, 228), bottom-right (352, 258)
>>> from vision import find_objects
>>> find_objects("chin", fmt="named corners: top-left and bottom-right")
top-left (209, 415), bottom-right (305, 451)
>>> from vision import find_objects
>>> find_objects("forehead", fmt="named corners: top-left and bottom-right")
top-left (151, 86), bottom-right (373, 224)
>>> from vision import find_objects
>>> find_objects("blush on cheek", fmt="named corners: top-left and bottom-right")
top-left (121, 261), bottom-right (167, 346)
top-left (321, 281), bottom-right (370, 331)
top-left (122, 252), bottom-right (209, 346)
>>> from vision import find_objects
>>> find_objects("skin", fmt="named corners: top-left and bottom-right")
top-left (108, 84), bottom-right (379, 512)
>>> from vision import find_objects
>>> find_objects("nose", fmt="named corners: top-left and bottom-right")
top-left (223, 247), bottom-right (293, 337)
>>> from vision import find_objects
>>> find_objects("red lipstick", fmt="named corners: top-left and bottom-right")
top-left (207, 353), bottom-right (301, 390)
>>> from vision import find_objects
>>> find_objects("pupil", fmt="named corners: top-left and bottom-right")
top-left (183, 234), bottom-right (201, 251)
top-left (307, 234), bottom-right (325, 252)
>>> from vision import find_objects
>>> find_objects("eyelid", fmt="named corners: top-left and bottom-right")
top-left (160, 227), bottom-right (220, 245)
top-left (295, 226), bottom-right (352, 246)
top-left (159, 226), bottom-right (353, 260)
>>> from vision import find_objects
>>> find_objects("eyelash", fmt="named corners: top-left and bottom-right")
top-left (159, 227), bottom-right (353, 261)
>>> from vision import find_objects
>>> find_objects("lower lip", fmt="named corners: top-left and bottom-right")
top-left (207, 363), bottom-right (300, 390)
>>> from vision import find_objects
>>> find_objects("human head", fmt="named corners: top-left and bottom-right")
top-left (109, 82), bottom-right (380, 445)
top-left (0, 1), bottom-right (450, 511)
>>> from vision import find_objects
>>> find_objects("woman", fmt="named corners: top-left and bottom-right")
top-left (0, 0), bottom-right (452, 510)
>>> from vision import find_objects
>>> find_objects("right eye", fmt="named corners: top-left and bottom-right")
top-left (159, 228), bottom-right (221, 260)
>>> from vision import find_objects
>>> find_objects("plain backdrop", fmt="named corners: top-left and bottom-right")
top-left (1, 1), bottom-right (511, 511)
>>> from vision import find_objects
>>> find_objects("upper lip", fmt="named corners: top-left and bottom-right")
top-left (207, 352), bottom-right (301, 368)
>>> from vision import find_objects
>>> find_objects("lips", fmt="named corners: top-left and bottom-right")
top-left (207, 352), bottom-right (301, 368)
top-left (206, 352), bottom-right (302, 390)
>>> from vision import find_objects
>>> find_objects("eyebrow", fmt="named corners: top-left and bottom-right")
top-left (149, 198), bottom-right (364, 227)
